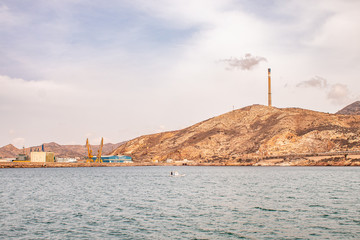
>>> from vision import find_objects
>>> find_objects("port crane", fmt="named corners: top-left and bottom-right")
top-left (95, 137), bottom-right (103, 163)
top-left (86, 137), bottom-right (103, 163)
top-left (86, 138), bottom-right (94, 163)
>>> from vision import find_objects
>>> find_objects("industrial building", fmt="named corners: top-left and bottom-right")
top-left (91, 155), bottom-right (132, 163)
top-left (56, 157), bottom-right (77, 163)
top-left (31, 152), bottom-right (55, 162)
top-left (12, 154), bottom-right (30, 162)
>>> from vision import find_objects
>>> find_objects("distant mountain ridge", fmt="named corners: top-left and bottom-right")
top-left (336, 101), bottom-right (360, 115)
top-left (0, 142), bottom-right (125, 158)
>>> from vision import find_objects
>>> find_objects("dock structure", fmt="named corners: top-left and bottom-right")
top-left (91, 155), bottom-right (132, 163)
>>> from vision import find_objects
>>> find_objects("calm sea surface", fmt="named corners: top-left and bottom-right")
top-left (0, 166), bottom-right (359, 239)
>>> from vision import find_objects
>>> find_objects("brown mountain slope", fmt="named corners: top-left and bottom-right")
top-left (0, 144), bottom-right (22, 158)
top-left (336, 101), bottom-right (360, 115)
top-left (0, 142), bottom-right (125, 158)
top-left (112, 105), bottom-right (360, 162)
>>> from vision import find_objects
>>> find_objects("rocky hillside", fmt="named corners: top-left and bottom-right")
top-left (112, 105), bottom-right (360, 163)
top-left (0, 142), bottom-right (125, 158)
top-left (0, 144), bottom-right (21, 158)
top-left (336, 101), bottom-right (360, 115)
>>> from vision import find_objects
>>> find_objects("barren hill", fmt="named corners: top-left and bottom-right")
top-left (112, 105), bottom-right (360, 163)
top-left (0, 144), bottom-right (21, 158)
top-left (0, 142), bottom-right (125, 158)
top-left (336, 101), bottom-right (360, 115)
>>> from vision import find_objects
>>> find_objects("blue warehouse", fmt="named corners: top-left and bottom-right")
top-left (91, 155), bottom-right (133, 163)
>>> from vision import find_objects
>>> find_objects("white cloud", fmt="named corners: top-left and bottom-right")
top-left (296, 76), bottom-right (328, 89)
top-left (220, 54), bottom-right (267, 71)
top-left (295, 76), bottom-right (356, 106)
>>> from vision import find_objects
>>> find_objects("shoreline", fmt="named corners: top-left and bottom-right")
top-left (1, 159), bottom-right (360, 168)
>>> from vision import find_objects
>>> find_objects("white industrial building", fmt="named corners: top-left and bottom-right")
top-left (30, 152), bottom-right (55, 162)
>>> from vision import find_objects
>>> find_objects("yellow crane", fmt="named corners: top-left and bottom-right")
top-left (95, 137), bottom-right (103, 163)
top-left (86, 138), bottom-right (94, 163)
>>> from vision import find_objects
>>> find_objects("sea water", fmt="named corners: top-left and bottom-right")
top-left (0, 166), bottom-right (359, 239)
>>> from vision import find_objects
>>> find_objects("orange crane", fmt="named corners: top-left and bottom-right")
top-left (86, 138), bottom-right (94, 163)
top-left (95, 137), bottom-right (103, 163)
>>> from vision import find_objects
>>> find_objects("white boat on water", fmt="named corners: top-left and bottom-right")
top-left (170, 171), bottom-right (185, 177)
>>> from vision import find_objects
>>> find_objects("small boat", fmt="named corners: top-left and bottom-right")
top-left (170, 171), bottom-right (185, 177)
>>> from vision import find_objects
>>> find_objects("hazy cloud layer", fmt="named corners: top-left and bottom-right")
top-left (220, 54), bottom-right (267, 71)
top-left (296, 76), bottom-right (328, 88)
top-left (1, 0), bottom-right (360, 147)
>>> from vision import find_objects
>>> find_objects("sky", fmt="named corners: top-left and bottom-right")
top-left (1, 0), bottom-right (360, 148)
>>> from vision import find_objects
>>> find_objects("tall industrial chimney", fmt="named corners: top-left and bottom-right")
top-left (268, 68), bottom-right (272, 107)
